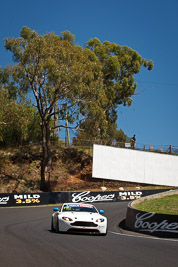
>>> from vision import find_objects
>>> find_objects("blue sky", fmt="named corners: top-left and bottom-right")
top-left (0, 0), bottom-right (178, 147)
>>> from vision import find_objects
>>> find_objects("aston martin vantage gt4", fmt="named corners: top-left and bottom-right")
top-left (51, 203), bottom-right (107, 235)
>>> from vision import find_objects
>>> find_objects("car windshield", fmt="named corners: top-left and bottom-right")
top-left (62, 204), bottom-right (98, 213)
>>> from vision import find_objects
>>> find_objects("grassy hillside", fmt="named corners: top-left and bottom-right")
top-left (133, 194), bottom-right (178, 215)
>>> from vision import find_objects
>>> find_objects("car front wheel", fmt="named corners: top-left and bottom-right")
top-left (51, 218), bottom-right (55, 232)
top-left (56, 217), bottom-right (59, 233)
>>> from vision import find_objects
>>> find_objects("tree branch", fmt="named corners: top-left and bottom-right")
top-left (0, 122), bottom-right (9, 125)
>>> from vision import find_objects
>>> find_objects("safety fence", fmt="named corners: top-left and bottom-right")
top-left (71, 140), bottom-right (178, 155)
top-left (1, 139), bottom-right (177, 155)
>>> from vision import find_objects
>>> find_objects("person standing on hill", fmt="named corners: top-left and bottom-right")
top-left (131, 134), bottom-right (136, 149)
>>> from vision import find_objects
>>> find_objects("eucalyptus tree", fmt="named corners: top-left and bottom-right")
top-left (4, 27), bottom-right (153, 190)
top-left (81, 38), bottom-right (154, 140)
top-left (4, 27), bottom-right (104, 190)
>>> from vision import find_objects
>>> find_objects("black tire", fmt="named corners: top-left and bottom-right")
top-left (56, 217), bottom-right (59, 233)
top-left (51, 217), bottom-right (55, 232)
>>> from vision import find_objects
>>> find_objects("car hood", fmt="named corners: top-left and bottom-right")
top-left (59, 212), bottom-right (105, 221)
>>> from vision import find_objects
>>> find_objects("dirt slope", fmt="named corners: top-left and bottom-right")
top-left (0, 145), bottom-right (171, 193)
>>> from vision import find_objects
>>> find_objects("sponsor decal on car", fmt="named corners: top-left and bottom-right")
top-left (0, 196), bottom-right (9, 205)
top-left (65, 203), bottom-right (93, 208)
top-left (63, 203), bottom-right (94, 210)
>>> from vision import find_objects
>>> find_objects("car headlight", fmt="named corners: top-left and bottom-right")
top-left (96, 218), bottom-right (105, 223)
top-left (62, 217), bottom-right (73, 222)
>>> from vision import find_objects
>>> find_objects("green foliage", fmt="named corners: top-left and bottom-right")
top-left (75, 120), bottom-right (129, 146)
top-left (60, 30), bottom-right (75, 44)
top-left (3, 26), bottom-right (104, 189)
top-left (4, 27), bottom-right (104, 127)
top-left (0, 87), bottom-right (41, 146)
top-left (3, 27), bottom-right (153, 146)
top-left (77, 38), bottom-right (154, 142)
top-left (2, 26), bottom-right (153, 189)
top-left (85, 38), bottom-right (153, 108)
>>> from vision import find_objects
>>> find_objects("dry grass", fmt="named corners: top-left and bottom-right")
top-left (0, 145), bottom-right (174, 193)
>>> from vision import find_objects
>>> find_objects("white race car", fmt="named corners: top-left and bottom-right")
top-left (51, 203), bottom-right (107, 235)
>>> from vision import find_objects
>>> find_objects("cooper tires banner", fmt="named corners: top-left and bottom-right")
top-left (0, 189), bottom-right (169, 207)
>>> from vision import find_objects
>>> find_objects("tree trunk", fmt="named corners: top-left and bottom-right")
top-left (40, 119), bottom-right (52, 191)
top-left (53, 102), bottom-right (58, 139)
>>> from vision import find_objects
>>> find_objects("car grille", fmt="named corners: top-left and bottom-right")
top-left (67, 229), bottom-right (100, 234)
top-left (70, 221), bottom-right (98, 227)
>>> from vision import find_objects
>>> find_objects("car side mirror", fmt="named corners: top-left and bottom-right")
top-left (53, 207), bottom-right (59, 212)
top-left (99, 210), bottom-right (104, 214)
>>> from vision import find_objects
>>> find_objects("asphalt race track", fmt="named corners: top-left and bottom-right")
top-left (0, 202), bottom-right (178, 267)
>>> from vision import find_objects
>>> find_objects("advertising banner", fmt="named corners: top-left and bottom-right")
top-left (0, 189), bottom-right (169, 207)
top-left (126, 205), bottom-right (178, 238)
top-left (92, 144), bottom-right (178, 186)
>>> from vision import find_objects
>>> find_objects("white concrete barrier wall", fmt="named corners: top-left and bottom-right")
top-left (92, 144), bottom-right (178, 186)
